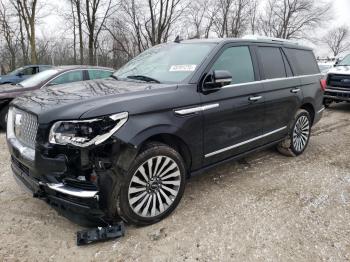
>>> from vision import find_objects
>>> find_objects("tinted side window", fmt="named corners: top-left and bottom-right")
top-left (258, 47), bottom-right (286, 79)
top-left (21, 67), bottom-right (37, 75)
top-left (39, 66), bottom-right (52, 72)
top-left (211, 46), bottom-right (255, 84)
top-left (285, 49), bottom-right (319, 75)
top-left (88, 70), bottom-right (113, 80)
top-left (49, 71), bottom-right (83, 86)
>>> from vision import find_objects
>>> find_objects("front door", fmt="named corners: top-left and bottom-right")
top-left (200, 45), bottom-right (265, 166)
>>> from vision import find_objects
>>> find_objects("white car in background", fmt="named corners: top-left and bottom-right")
top-left (318, 62), bottom-right (334, 74)
top-left (323, 54), bottom-right (350, 107)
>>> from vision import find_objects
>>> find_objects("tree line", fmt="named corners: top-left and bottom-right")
top-left (0, 0), bottom-right (348, 73)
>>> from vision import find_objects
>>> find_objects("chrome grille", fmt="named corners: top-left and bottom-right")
top-left (12, 108), bottom-right (38, 149)
top-left (327, 74), bottom-right (350, 88)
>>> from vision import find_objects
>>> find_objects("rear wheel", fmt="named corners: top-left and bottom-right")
top-left (116, 142), bottom-right (186, 226)
top-left (277, 109), bottom-right (311, 157)
top-left (0, 105), bottom-right (9, 130)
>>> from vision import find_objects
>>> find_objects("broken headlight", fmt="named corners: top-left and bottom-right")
top-left (49, 112), bottom-right (128, 147)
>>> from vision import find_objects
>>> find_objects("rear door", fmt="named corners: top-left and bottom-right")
top-left (257, 45), bottom-right (302, 143)
top-left (285, 48), bottom-right (323, 113)
top-left (200, 44), bottom-right (265, 165)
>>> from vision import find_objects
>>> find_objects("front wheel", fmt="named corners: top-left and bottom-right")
top-left (277, 109), bottom-right (311, 157)
top-left (116, 142), bottom-right (186, 226)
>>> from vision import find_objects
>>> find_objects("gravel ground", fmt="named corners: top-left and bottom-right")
top-left (1, 103), bottom-right (350, 261)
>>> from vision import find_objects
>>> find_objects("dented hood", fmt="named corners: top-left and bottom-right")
top-left (11, 78), bottom-right (173, 123)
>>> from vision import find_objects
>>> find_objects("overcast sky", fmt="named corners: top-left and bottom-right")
top-left (40, 0), bottom-right (350, 57)
top-left (333, 0), bottom-right (350, 26)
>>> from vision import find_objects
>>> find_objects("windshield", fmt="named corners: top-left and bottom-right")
top-left (339, 55), bottom-right (350, 66)
top-left (114, 43), bottom-right (216, 83)
top-left (18, 69), bottom-right (59, 88)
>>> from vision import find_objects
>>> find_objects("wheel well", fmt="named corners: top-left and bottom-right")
top-left (301, 103), bottom-right (315, 125)
top-left (142, 134), bottom-right (192, 173)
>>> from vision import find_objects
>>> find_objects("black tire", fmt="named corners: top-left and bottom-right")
top-left (277, 109), bottom-right (311, 157)
top-left (115, 142), bottom-right (186, 226)
top-left (323, 98), bottom-right (333, 108)
top-left (0, 105), bottom-right (9, 130)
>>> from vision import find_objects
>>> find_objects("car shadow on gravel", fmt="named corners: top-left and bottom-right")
top-left (327, 102), bottom-right (350, 112)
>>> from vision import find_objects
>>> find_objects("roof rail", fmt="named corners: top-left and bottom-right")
top-left (242, 35), bottom-right (299, 45)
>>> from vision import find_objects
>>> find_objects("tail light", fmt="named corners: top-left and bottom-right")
top-left (320, 79), bottom-right (327, 91)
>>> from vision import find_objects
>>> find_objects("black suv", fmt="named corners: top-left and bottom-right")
top-left (7, 38), bottom-right (324, 226)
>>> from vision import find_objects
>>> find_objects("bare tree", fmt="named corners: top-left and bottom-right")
top-left (323, 26), bottom-right (350, 57)
top-left (106, 17), bottom-right (139, 60)
top-left (70, 1), bottom-right (77, 64)
top-left (73, 0), bottom-right (84, 64)
top-left (120, 0), bottom-right (185, 51)
top-left (212, 0), bottom-right (253, 38)
top-left (83, 0), bottom-right (116, 65)
top-left (258, 0), bottom-right (330, 39)
top-left (186, 0), bottom-right (217, 39)
top-left (145, 0), bottom-right (185, 45)
top-left (249, 0), bottom-right (259, 35)
top-left (13, 0), bottom-right (39, 64)
top-left (0, 0), bottom-right (19, 70)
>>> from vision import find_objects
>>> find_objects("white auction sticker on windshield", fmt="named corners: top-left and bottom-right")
top-left (169, 64), bottom-right (197, 72)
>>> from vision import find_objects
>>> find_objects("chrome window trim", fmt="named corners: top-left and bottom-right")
top-left (175, 103), bottom-right (219, 116)
top-left (221, 73), bottom-right (322, 89)
top-left (87, 69), bottom-right (115, 75)
top-left (205, 126), bottom-right (287, 158)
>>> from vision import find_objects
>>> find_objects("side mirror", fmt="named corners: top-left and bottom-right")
top-left (16, 72), bottom-right (24, 77)
top-left (203, 70), bottom-right (232, 90)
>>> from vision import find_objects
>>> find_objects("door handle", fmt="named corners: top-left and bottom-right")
top-left (291, 88), bottom-right (301, 93)
top-left (249, 96), bottom-right (262, 101)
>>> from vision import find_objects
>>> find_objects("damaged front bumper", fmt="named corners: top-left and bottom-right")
top-left (11, 155), bottom-right (105, 225)
top-left (6, 107), bottom-right (139, 226)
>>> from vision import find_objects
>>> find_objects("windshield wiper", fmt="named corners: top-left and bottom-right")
top-left (111, 75), bottom-right (119, 80)
top-left (127, 75), bottom-right (160, 83)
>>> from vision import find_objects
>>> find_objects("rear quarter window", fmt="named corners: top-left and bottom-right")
top-left (285, 49), bottom-right (319, 76)
top-left (88, 70), bottom-right (114, 80)
top-left (258, 47), bottom-right (286, 79)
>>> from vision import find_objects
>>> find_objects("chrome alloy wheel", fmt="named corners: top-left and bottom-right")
top-left (128, 156), bottom-right (181, 218)
top-left (292, 115), bottom-right (310, 152)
